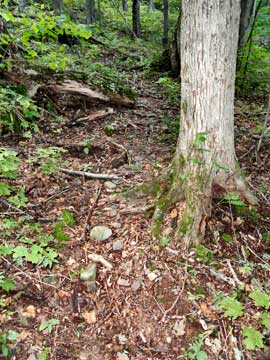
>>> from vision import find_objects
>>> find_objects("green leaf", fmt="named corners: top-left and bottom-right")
top-left (62, 209), bottom-right (75, 227)
top-left (249, 290), bottom-right (270, 309)
top-left (0, 244), bottom-right (13, 256)
top-left (39, 347), bottom-right (50, 360)
top-left (261, 312), bottom-right (270, 329)
top-left (1, 278), bottom-right (15, 292)
top-left (242, 326), bottom-right (264, 350)
top-left (7, 330), bottom-right (18, 341)
top-left (39, 319), bottom-right (60, 333)
top-left (53, 221), bottom-right (70, 242)
top-left (13, 245), bottom-right (29, 259)
top-left (0, 182), bottom-right (11, 196)
top-left (219, 297), bottom-right (244, 319)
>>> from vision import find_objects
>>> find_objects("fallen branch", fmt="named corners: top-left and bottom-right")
top-left (47, 80), bottom-right (135, 108)
top-left (88, 253), bottom-right (113, 270)
top-left (69, 107), bottom-right (114, 126)
top-left (59, 168), bottom-right (122, 180)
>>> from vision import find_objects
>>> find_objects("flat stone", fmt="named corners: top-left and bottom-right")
top-left (147, 272), bottom-right (158, 281)
top-left (104, 181), bottom-right (117, 189)
top-left (90, 226), bottom-right (112, 241)
top-left (80, 263), bottom-right (97, 281)
top-left (113, 240), bottom-right (123, 251)
top-left (131, 280), bottom-right (141, 292)
top-left (117, 278), bottom-right (130, 287)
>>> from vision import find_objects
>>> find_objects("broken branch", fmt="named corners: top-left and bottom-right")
top-left (59, 168), bottom-right (122, 180)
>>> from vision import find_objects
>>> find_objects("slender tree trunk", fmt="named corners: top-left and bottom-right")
top-left (53, 0), bottom-right (63, 14)
top-left (162, 0), bottom-right (169, 48)
top-left (86, 0), bottom-right (95, 24)
top-left (122, 0), bottom-right (128, 12)
top-left (238, 0), bottom-right (255, 50)
top-left (169, 11), bottom-right (181, 75)
top-left (132, 0), bottom-right (141, 37)
top-left (152, 0), bottom-right (257, 249)
top-left (148, 0), bottom-right (155, 12)
top-left (18, 0), bottom-right (25, 12)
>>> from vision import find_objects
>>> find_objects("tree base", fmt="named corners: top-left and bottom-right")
top-left (151, 168), bottom-right (258, 250)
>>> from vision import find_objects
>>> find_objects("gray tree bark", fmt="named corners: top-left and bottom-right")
top-left (152, 0), bottom-right (257, 248)
top-left (132, 0), bottom-right (141, 37)
top-left (53, 0), bottom-right (63, 14)
top-left (239, 0), bottom-right (256, 50)
top-left (148, 0), bottom-right (155, 12)
top-left (122, 0), bottom-right (128, 12)
top-left (86, 0), bottom-right (95, 24)
top-left (162, 0), bottom-right (169, 48)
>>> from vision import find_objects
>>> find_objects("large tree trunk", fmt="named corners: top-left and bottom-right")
top-left (152, 0), bottom-right (257, 249)
top-left (132, 0), bottom-right (141, 37)
top-left (162, 0), bottom-right (169, 48)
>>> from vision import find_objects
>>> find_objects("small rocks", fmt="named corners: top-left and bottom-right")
top-left (90, 226), bottom-right (112, 241)
top-left (80, 264), bottom-right (97, 281)
top-left (147, 272), bottom-right (158, 281)
top-left (117, 278), bottom-right (130, 287)
top-left (131, 280), bottom-right (141, 292)
top-left (113, 240), bottom-right (123, 251)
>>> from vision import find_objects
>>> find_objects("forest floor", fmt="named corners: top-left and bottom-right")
top-left (1, 42), bottom-right (270, 360)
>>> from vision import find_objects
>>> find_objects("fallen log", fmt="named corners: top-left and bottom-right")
top-left (60, 167), bottom-right (122, 180)
top-left (47, 80), bottom-right (135, 108)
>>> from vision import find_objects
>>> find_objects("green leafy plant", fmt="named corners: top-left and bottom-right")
top-left (39, 319), bottom-right (60, 333)
top-left (183, 334), bottom-right (208, 360)
top-left (0, 87), bottom-right (39, 135)
top-left (249, 290), bottom-right (270, 309)
top-left (242, 326), bottom-right (264, 350)
top-left (223, 192), bottom-right (247, 207)
top-left (219, 296), bottom-right (244, 319)
top-left (195, 244), bottom-right (214, 265)
top-left (8, 187), bottom-right (28, 208)
top-left (31, 147), bottom-right (67, 174)
top-left (157, 76), bottom-right (180, 105)
top-left (0, 273), bottom-right (15, 292)
top-left (261, 312), bottom-right (270, 329)
top-left (0, 330), bottom-right (19, 357)
top-left (0, 148), bottom-right (20, 178)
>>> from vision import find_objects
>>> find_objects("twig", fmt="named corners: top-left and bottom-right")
top-left (160, 266), bottom-right (187, 323)
top-left (59, 167), bottom-right (122, 180)
top-left (79, 184), bottom-right (103, 241)
top-left (0, 198), bottom-right (52, 222)
top-left (0, 256), bottom-right (59, 290)
top-left (226, 260), bottom-right (244, 287)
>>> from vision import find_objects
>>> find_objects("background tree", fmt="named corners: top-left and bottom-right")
top-left (239, 0), bottom-right (256, 51)
top-left (122, 0), bottom-right (128, 12)
top-left (53, 0), bottom-right (63, 14)
top-left (86, 0), bottom-right (95, 24)
top-left (162, 0), bottom-right (168, 48)
top-left (152, 0), bottom-right (257, 248)
top-left (132, 0), bottom-right (141, 37)
top-left (148, 0), bottom-right (155, 12)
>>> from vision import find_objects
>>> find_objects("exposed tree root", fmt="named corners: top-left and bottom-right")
top-left (151, 164), bottom-right (258, 250)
